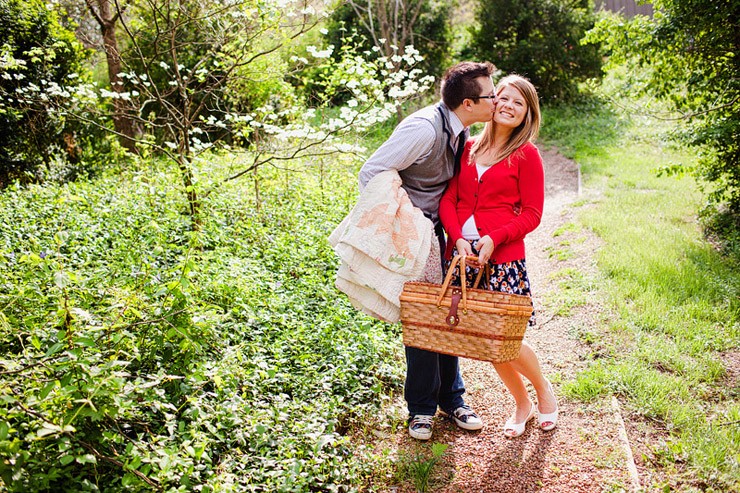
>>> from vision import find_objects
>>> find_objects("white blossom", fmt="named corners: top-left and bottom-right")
top-left (306, 45), bottom-right (333, 59)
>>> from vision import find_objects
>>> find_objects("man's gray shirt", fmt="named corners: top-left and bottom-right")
top-left (358, 102), bottom-right (467, 225)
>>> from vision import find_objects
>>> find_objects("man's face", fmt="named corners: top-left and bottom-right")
top-left (468, 76), bottom-right (497, 124)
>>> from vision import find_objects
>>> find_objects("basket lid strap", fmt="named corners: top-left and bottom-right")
top-left (446, 288), bottom-right (462, 326)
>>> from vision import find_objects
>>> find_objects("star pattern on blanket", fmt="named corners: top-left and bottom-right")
top-left (355, 191), bottom-right (418, 263)
top-left (356, 204), bottom-right (394, 235)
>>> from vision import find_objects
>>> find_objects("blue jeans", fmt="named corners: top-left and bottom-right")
top-left (404, 226), bottom-right (466, 416)
top-left (404, 346), bottom-right (466, 416)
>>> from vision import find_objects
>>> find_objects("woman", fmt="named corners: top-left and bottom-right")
top-left (439, 74), bottom-right (558, 437)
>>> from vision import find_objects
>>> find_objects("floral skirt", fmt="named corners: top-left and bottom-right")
top-left (446, 239), bottom-right (536, 326)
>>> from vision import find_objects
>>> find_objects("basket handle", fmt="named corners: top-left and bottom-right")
top-left (437, 254), bottom-right (492, 326)
top-left (435, 254), bottom-right (491, 304)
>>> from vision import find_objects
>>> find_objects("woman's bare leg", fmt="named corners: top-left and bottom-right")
top-left (494, 342), bottom-right (557, 417)
top-left (493, 360), bottom-right (532, 423)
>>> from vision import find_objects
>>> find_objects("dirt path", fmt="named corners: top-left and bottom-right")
top-left (378, 148), bottom-right (639, 492)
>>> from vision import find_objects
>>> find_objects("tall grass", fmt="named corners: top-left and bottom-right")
top-left (541, 98), bottom-right (740, 490)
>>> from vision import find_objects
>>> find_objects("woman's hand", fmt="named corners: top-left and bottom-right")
top-left (455, 238), bottom-right (474, 257)
top-left (475, 235), bottom-right (495, 266)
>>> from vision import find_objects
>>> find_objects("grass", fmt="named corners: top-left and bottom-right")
top-left (540, 96), bottom-right (740, 491)
top-left (394, 442), bottom-right (450, 492)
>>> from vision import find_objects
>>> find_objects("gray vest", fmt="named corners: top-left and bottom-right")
top-left (398, 103), bottom-right (458, 225)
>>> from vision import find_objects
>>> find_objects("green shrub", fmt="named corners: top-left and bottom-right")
top-left (467, 0), bottom-right (603, 103)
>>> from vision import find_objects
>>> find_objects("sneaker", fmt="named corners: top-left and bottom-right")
top-left (448, 404), bottom-right (483, 431)
top-left (408, 414), bottom-right (434, 440)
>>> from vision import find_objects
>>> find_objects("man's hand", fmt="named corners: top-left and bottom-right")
top-left (475, 235), bottom-right (495, 266)
top-left (455, 238), bottom-right (474, 257)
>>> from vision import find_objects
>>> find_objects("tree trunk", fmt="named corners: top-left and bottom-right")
top-left (91, 0), bottom-right (140, 154)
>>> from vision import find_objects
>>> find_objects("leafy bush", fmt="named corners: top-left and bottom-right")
top-left (0, 0), bottom-right (93, 186)
top-left (0, 155), bottom-right (403, 491)
top-left (467, 0), bottom-right (603, 103)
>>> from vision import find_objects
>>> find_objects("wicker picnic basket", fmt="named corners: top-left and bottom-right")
top-left (399, 254), bottom-right (532, 363)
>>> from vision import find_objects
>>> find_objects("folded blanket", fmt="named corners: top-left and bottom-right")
top-left (329, 170), bottom-right (442, 322)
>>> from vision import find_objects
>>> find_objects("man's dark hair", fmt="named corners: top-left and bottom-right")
top-left (441, 61), bottom-right (495, 110)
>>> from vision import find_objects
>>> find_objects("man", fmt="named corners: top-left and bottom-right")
top-left (358, 61), bottom-right (497, 440)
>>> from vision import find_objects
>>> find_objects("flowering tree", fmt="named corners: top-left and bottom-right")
top-left (84, 0), bottom-right (140, 153)
top-left (2, 0), bottom-right (433, 229)
top-left (326, 0), bottom-right (452, 77)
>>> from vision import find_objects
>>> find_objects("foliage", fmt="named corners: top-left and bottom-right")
top-left (290, 31), bottom-right (435, 118)
top-left (540, 99), bottom-right (740, 490)
top-left (0, 155), bottom-right (403, 491)
top-left (0, 0), bottom-right (92, 186)
top-left (323, 0), bottom-right (453, 81)
top-left (123, 0), bottom-right (303, 148)
top-left (1, 0), bottom-right (434, 228)
top-left (467, 0), bottom-right (603, 103)
top-left (584, 0), bottom-right (740, 243)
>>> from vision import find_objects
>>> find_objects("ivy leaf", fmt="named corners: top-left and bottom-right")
top-left (53, 271), bottom-right (70, 288)
top-left (54, 231), bottom-right (69, 245)
top-left (45, 342), bottom-right (64, 357)
top-left (39, 381), bottom-right (56, 400)
top-left (73, 337), bottom-right (96, 348)
top-left (37, 422), bottom-right (63, 437)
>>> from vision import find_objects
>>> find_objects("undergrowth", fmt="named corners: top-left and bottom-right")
top-left (0, 153), bottom-right (403, 491)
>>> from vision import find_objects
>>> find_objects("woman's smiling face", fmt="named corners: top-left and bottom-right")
top-left (493, 85), bottom-right (528, 128)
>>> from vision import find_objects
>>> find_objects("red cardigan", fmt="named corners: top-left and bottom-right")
top-left (439, 140), bottom-right (544, 263)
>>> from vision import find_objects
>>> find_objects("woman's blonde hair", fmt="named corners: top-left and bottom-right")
top-left (470, 74), bottom-right (541, 166)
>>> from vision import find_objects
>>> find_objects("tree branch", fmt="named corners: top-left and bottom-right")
top-left (85, 0), bottom-right (105, 27)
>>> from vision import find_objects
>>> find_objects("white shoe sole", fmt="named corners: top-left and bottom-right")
top-left (409, 428), bottom-right (432, 440)
top-left (452, 416), bottom-right (483, 431)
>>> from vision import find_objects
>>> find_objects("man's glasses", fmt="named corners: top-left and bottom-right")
top-left (471, 95), bottom-right (496, 100)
